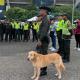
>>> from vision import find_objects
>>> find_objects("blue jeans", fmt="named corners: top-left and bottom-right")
top-left (50, 31), bottom-right (56, 49)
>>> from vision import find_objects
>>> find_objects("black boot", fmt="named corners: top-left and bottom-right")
top-left (40, 67), bottom-right (47, 76)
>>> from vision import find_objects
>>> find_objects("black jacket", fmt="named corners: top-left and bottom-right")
top-left (38, 16), bottom-right (50, 42)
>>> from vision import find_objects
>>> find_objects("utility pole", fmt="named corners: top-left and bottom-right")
top-left (54, 0), bottom-right (56, 5)
top-left (6, 0), bottom-right (10, 11)
top-left (72, 0), bottom-right (75, 24)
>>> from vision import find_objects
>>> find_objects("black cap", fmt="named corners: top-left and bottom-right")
top-left (39, 6), bottom-right (51, 12)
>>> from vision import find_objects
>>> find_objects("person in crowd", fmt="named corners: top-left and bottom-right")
top-left (36, 6), bottom-right (50, 76)
top-left (8, 20), bottom-right (13, 42)
top-left (19, 21), bottom-right (23, 41)
top-left (23, 22), bottom-right (30, 42)
top-left (5, 20), bottom-right (12, 42)
top-left (32, 22), bottom-right (38, 42)
top-left (49, 18), bottom-right (57, 51)
top-left (56, 15), bottom-right (64, 57)
top-left (74, 19), bottom-right (80, 51)
top-left (14, 20), bottom-right (20, 41)
top-left (0, 20), bottom-right (5, 42)
top-left (62, 14), bottom-right (72, 63)
top-left (11, 20), bottom-right (15, 41)
top-left (0, 20), bottom-right (3, 41)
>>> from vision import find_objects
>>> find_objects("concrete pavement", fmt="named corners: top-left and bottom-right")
top-left (0, 39), bottom-right (80, 80)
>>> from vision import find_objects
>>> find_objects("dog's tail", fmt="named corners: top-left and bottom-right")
top-left (60, 62), bottom-right (65, 71)
top-left (59, 58), bottom-right (65, 71)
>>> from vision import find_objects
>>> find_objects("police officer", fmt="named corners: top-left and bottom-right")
top-left (32, 22), bottom-right (38, 42)
top-left (36, 6), bottom-right (50, 76)
top-left (62, 14), bottom-right (72, 63)
top-left (14, 20), bottom-right (20, 41)
top-left (0, 20), bottom-right (2, 41)
top-left (23, 22), bottom-right (29, 42)
top-left (8, 20), bottom-right (13, 42)
top-left (5, 20), bottom-right (11, 42)
top-left (0, 20), bottom-right (5, 41)
top-left (11, 20), bottom-right (15, 41)
top-left (56, 15), bottom-right (64, 57)
top-left (20, 21), bottom-right (24, 41)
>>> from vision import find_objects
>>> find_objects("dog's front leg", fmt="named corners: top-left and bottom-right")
top-left (34, 68), bottom-right (40, 80)
top-left (31, 67), bottom-right (37, 79)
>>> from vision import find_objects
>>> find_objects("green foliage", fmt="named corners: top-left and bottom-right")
top-left (4, 6), bottom-right (37, 21)
top-left (51, 5), bottom-right (80, 20)
top-left (27, 10), bottom-right (38, 18)
top-left (51, 5), bottom-right (72, 19)
top-left (4, 7), bottom-right (28, 20)
top-left (74, 9), bottom-right (80, 19)
top-left (4, 5), bottom-right (80, 21)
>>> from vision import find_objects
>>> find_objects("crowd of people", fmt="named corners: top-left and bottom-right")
top-left (0, 20), bottom-right (41, 42)
top-left (0, 15), bottom-right (80, 52)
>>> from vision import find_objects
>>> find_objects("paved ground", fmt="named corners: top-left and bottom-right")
top-left (0, 39), bottom-right (80, 80)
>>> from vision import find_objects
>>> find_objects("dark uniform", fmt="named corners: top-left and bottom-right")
top-left (23, 22), bottom-right (30, 42)
top-left (5, 21), bottom-right (11, 42)
top-left (62, 19), bottom-right (72, 62)
top-left (36, 16), bottom-right (50, 75)
top-left (19, 23), bottom-right (23, 41)
top-left (0, 21), bottom-right (3, 41)
top-left (32, 22), bottom-right (38, 42)
top-left (0, 21), bottom-right (5, 41)
top-left (14, 21), bottom-right (20, 41)
top-left (11, 21), bottom-right (15, 41)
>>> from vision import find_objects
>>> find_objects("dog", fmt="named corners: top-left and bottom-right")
top-left (27, 51), bottom-right (65, 80)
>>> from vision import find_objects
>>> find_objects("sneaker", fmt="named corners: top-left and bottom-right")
top-left (51, 48), bottom-right (57, 52)
top-left (77, 48), bottom-right (80, 51)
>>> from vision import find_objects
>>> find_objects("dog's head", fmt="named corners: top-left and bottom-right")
top-left (27, 51), bottom-right (38, 61)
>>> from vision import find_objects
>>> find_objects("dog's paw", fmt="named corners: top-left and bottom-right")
top-left (55, 73), bottom-right (58, 77)
top-left (31, 76), bottom-right (35, 79)
top-left (58, 76), bottom-right (61, 80)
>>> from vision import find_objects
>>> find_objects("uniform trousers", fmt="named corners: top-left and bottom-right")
top-left (62, 39), bottom-right (70, 61)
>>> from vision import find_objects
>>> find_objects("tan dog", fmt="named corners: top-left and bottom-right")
top-left (27, 51), bottom-right (65, 80)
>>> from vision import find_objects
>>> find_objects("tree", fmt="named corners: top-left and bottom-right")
top-left (4, 7), bottom-right (29, 20)
top-left (51, 5), bottom-right (80, 20)
top-left (4, 6), bottom-right (38, 20)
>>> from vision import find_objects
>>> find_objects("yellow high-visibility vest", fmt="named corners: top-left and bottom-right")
top-left (62, 20), bottom-right (71, 35)
top-left (15, 22), bottom-right (20, 30)
top-left (24, 23), bottom-right (29, 30)
top-left (56, 20), bottom-right (64, 31)
top-left (37, 22), bottom-right (41, 32)
top-left (33, 22), bottom-right (41, 32)
top-left (33, 23), bottom-right (38, 30)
